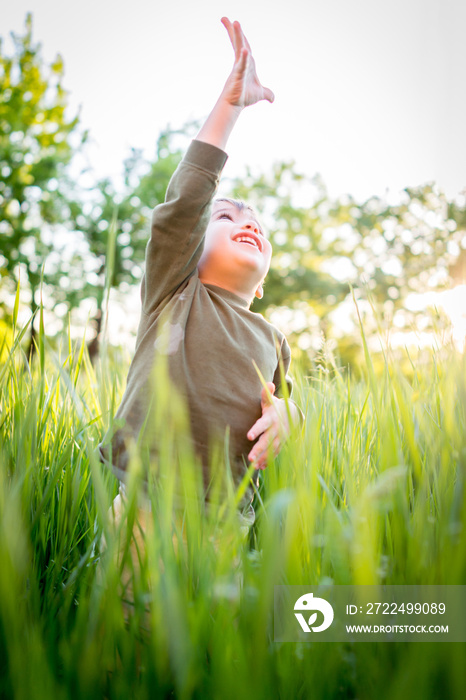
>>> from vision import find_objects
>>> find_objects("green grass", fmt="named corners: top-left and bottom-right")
top-left (0, 303), bottom-right (465, 700)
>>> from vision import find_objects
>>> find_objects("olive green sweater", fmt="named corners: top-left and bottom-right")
top-left (100, 140), bottom-right (292, 505)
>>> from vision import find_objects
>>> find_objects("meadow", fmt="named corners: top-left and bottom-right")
top-left (0, 295), bottom-right (465, 700)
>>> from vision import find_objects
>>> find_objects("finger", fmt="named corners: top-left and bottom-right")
top-left (232, 20), bottom-right (245, 50)
top-left (242, 28), bottom-right (252, 53)
top-left (248, 431), bottom-right (270, 466)
top-left (262, 86), bottom-right (275, 103)
top-left (233, 19), bottom-right (252, 53)
top-left (249, 435), bottom-right (281, 469)
top-left (247, 411), bottom-right (274, 441)
top-left (221, 16), bottom-right (234, 43)
top-left (221, 17), bottom-right (239, 58)
top-left (261, 382), bottom-right (276, 410)
top-left (248, 430), bottom-right (278, 463)
top-left (235, 47), bottom-right (248, 76)
top-left (232, 20), bottom-right (246, 61)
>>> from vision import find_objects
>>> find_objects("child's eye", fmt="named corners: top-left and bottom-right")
top-left (218, 212), bottom-right (233, 221)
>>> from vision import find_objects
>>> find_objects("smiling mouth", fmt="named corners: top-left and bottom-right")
top-left (232, 233), bottom-right (262, 252)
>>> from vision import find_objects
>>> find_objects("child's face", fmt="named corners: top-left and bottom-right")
top-left (198, 200), bottom-right (272, 300)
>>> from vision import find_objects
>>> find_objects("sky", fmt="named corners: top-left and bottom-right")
top-left (2, 0), bottom-right (466, 202)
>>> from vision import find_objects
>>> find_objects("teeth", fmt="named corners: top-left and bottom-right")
top-left (235, 236), bottom-right (257, 247)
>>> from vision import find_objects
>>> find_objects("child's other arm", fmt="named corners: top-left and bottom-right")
top-left (196, 17), bottom-right (274, 151)
top-left (247, 384), bottom-right (303, 470)
top-left (247, 339), bottom-right (303, 469)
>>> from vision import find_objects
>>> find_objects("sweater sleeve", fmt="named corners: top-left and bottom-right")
top-left (272, 335), bottom-right (293, 398)
top-left (141, 139), bottom-right (228, 315)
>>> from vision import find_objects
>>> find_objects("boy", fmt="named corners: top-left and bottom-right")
top-left (99, 18), bottom-right (301, 525)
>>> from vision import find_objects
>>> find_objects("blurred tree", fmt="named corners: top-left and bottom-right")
top-left (335, 184), bottom-right (466, 339)
top-left (0, 14), bottom-right (83, 357)
top-left (447, 194), bottom-right (466, 284)
top-left (228, 164), bottom-right (466, 363)
top-left (230, 162), bottom-right (349, 310)
top-left (75, 126), bottom-right (186, 360)
top-left (229, 162), bottom-right (357, 359)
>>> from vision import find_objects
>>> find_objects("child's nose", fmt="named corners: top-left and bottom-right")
top-left (244, 222), bottom-right (259, 233)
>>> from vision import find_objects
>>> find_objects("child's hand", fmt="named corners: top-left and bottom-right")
top-left (247, 383), bottom-right (298, 470)
top-left (220, 17), bottom-right (274, 109)
top-left (195, 18), bottom-right (273, 149)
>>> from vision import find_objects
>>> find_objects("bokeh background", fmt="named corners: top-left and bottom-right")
top-left (1, 0), bottom-right (466, 366)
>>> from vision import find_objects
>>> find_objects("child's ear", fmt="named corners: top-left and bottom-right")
top-left (255, 284), bottom-right (264, 300)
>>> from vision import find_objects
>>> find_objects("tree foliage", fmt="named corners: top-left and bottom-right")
top-left (73, 129), bottom-right (184, 358)
top-left (0, 14), bottom-right (82, 351)
top-left (228, 163), bottom-right (466, 360)
top-left (231, 163), bottom-right (349, 313)
top-left (0, 16), bottom-right (187, 359)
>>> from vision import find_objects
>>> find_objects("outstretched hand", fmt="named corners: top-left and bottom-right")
top-left (220, 17), bottom-right (274, 109)
top-left (195, 17), bottom-right (274, 149)
top-left (247, 382), bottom-right (299, 470)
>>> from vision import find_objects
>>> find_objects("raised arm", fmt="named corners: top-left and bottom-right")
top-left (142, 19), bottom-right (274, 314)
top-left (196, 17), bottom-right (274, 150)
